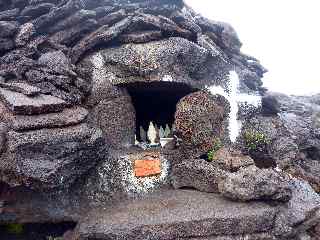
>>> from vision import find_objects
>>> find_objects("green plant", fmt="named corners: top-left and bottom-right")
top-left (244, 130), bottom-right (270, 151)
top-left (207, 138), bottom-right (222, 162)
top-left (5, 223), bottom-right (24, 235)
top-left (46, 237), bottom-right (63, 240)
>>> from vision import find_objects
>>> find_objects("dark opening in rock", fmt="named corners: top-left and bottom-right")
top-left (0, 221), bottom-right (76, 240)
top-left (120, 82), bottom-right (196, 142)
top-left (302, 146), bottom-right (320, 160)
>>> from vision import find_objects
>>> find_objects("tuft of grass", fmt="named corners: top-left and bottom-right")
top-left (207, 138), bottom-right (222, 162)
top-left (244, 130), bottom-right (270, 151)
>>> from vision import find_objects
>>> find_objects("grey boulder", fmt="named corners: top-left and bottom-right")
top-left (219, 165), bottom-right (292, 202)
top-left (261, 93), bottom-right (281, 115)
top-left (88, 94), bottom-right (136, 149)
top-left (0, 9), bottom-right (20, 21)
top-left (3, 124), bottom-right (106, 189)
top-left (171, 158), bottom-right (227, 193)
top-left (211, 147), bottom-right (255, 172)
top-left (38, 50), bottom-right (74, 76)
top-left (174, 91), bottom-right (230, 156)
top-left (273, 179), bottom-right (320, 238)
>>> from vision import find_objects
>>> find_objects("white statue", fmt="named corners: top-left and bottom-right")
top-left (164, 124), bottom-right (171, 138)
top-left (140, 126), bottom-right (147, 142)
top-left (147, 121), bottom-right (157, 145)
top-left (159, 126), bottom-right (165, 138)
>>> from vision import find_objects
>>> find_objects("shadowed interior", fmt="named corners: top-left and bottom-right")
top-left (120, 82), bottom-right (196, 141)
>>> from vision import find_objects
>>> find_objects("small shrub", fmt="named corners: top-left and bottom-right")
top-left (207, 138), bottom-right (222, 162)
top-left (46, 237), bottom-right (64, 240)
top-left (244, 130), bottom-right (270, 151)
top-left (5, 223), bottom-right (24, 235)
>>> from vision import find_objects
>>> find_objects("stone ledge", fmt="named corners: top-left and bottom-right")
top-left (0, 102), bottom-right (88, 131)
top-left (0, 88), bottom-right (68, 115)
top-left (74, 190), bottom-right (276, 240)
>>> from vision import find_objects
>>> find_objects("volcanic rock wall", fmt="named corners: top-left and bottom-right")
top-left (0, 0), bottom-right (266, 190)
top-left (0, 0), bottom-right (265, 101)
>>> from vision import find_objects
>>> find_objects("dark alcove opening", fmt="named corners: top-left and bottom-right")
top-left (0, 222), bottom-right (77, 240)
top-left (120, 82), bottom-right (197, 142)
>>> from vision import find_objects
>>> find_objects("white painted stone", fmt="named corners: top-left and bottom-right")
top-left (160, 138), bottom-right (174, 147)
top-left (208, 71), bottom-right (262, 142)
top-left (118, 154), bottom-right (170, 195)
top-left (162, 75), bottom-right (173, 82)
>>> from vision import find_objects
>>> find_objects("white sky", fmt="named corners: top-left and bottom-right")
top-left (185, 0), bottom-right (320, 95)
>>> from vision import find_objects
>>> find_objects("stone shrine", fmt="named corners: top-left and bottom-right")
top-left (0, 0), bottom-right (319, 239)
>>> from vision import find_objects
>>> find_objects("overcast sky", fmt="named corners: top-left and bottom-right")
top-left (185, 0), bottom-right (320, 95)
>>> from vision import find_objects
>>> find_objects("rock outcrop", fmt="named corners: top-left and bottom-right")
top-left (240, 92), bottom-right (320, 193)
top-left (174, 91), bottom-right (230, 156)
top-left (274, 179), bottom-right (320, 239)
top-left (3, 124), bottom-right (105, 189)
top-left (219, 166), bottom-right (292, 202)
top-left (212, 147), bottom-right (255, 172)
top-left (171, 158), bottom-right (227, 193)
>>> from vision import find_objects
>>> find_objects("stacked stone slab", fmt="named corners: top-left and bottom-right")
top-left (0, 0), bottom-right (265, 105)
top-left (0, 85), bottom-right (105, 190)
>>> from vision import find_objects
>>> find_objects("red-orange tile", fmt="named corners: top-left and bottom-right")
top-left (134, 159), bottom-right (161, 177)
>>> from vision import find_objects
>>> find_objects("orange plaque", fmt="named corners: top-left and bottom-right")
top-left (134, 159), bottom-right (161, 177)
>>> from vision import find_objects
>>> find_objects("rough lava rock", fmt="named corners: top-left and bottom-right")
top-left (88, 94), bottom-right (136, 148)
top-left (171, 158), bottom-right (227, 193)
top-left (0, 87), bottom-right (69, 115)
top-left (241, 92), bottom-right (320, 193)
top-left (273, 179), bottom-right (320, 238)
top-left (212, 147), bottom-right (255, 172)
top-left (82, 37), bottom-right (231, 88)
top-left (2, 124), bottom-right (106, 189)
top-left (0, 81), bottom-right (41, 96)
top-left (175, 91), bottom-right (230, 156)
top-left (0, 103), bottom-right (88, 131)
top-left (171, 149), bottom-right (256, 194)
top-left (219, 165), bottom-right (292, 202)
top-left (73, 190), bottom-right (278, 240)
top-left (0, 37), bottom-right (14, 53)
top-left (0, 21), bottom-right (18, 38)
top-left (261, 93), bottom-right (281, 115)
